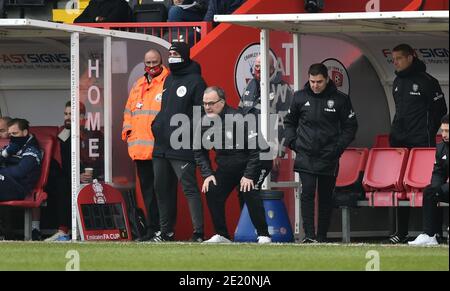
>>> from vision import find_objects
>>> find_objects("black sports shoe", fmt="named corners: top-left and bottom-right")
top-left (136, 230), bottom-right (160, 242)
top-left (189, 233), bottom-right (204, 243)
top-left (32, 229), bottom-right (42, 241)
top-left (151, 232), bottom-right (174, 242)
top-left (387, 234), bottom-right (409, 244)
top-left (302, 237), bottom-right (318, 244)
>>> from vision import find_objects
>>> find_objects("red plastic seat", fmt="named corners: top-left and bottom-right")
top-left (373, 134), bottom-right (390, 148)
top-left (0, 136), bottom-right (55, 240)
top-left (403, 148), bottom-right (436, 207)
top-left (362, 148), bottom-right (409, 206)
top-left (336, 148), bottom-right (369, 188)
top-left (29, 126), bottom-right (61, 165)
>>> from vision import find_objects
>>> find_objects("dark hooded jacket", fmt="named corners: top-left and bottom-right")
top-left (204, 0), bottom-right (245, 22)
top-left (0, 135), bottom-right (42, 196)
top-left (239, 71), bottom-right (294, 154)
top-left (284, 81), bottom-right (358, 176)
top-left (390, 57), bottom-right (447, 148)
top-left (152, 61), bottom-right (206, 161)
top-left (74, 0), bottom-right (132, 23)
top-left (430, 142), bottom-right (449, 198)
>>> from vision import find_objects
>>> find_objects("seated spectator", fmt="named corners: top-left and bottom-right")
top-left (44, 101), bottom-right (103, 241)
top-left (0, 118), bottom-right (42, 202)
top-left (74, 0), bottom-right (132, 23)
top-left (409, 115), bottom-right (449, 246)
top-left (0, 117), bottom-right (11, 139)
top-left (304, 0), bottom-right (323, 13)
top-left (204, 0), bottom-right (245, 25)
top-left (167, 0), bottom-right (209, 22)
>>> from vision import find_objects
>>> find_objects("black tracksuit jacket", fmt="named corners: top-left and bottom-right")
top-left (193, 105), bottom-right (270, 181)
top-left (284, 81), bottom-right (358, 176)
top-left (390, 58), bottom-right (447, 148)
top-left (152, 61), bottom-right (206, 161)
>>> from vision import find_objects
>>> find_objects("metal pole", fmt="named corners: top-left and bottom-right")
top-left (70, 32), bottom-right (80, 241)
top-left (293, 33), bottom-right (302, 239)
top-left (260, 29), bottom-right (271, 190)
top-left (104, 36), bottom-right (112, 183)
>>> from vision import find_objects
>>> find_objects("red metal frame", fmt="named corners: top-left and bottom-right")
top-left (76, 22), bottom-right (213, 46)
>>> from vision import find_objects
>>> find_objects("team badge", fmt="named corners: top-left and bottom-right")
top-left (155, 93), bottom-right (162, 102)
top-left (327, 100), bottom-right (335, 109)
top-left (177, 86), bottom-right (187, 97)
top-left (413, 84), bottom-right (419, 92)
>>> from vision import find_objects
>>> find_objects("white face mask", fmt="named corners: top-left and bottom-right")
top-left (168, 57), bottom-right (184, 64)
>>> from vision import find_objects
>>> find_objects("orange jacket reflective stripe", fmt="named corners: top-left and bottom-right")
top-left (122, 66), bottom-right (169, 160)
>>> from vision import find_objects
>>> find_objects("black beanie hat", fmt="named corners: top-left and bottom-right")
top-left (169, 41), bottom-right (191, 62)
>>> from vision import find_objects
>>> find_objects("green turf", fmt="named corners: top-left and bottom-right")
top-left (0, 242), bottom-right (448, 271)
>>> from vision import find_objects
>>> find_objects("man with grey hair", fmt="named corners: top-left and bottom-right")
top-left (194, 86), bottom-right (272, 244)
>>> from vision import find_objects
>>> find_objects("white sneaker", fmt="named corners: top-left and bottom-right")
top-left (408, 233), bottom-right (438, 246)
top-left (257, 236), bottom-right (272, 244)
top-left (203, 234), bottom-right (232, 243)
top-left (44, 230), bottom-right (69, 242)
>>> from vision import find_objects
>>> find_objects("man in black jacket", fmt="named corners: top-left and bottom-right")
top-left (388, 44), bottom-right (447, 244)
top-left (0, 118), bottom-right (42, 202)
top-left (409, 115), bottom-right (449, 246)
top-left (74, 0), bottom-right (132, 23)
top-left (284, 63), bottom-right (358, 243)
top-left (194, 86), bottom-right (272, 244)
top-left (239, 55), bottom-right (293, 182)
top-left (151, 41), bottom-right (206, 242)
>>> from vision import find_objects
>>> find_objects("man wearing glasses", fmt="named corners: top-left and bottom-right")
top-left (194, 86), bottom-right (272, 244)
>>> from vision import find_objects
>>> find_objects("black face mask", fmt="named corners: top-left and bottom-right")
top-left (10, 136), bottom-right (29, 148)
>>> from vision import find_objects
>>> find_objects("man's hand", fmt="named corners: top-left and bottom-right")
top-left (240, 177), bottom-right (255, 193)
top-left (202, 175), bottom-right (216, 193)
top-left (80, 172), bottom-right (93, 184)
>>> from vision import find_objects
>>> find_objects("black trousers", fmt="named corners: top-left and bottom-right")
top-left (153, 157), bottom-right (204, 235)
top-left (298, 172), bottom-right (336, 239)
top-left (423, 184), bottom-right (448, 237)
top-left (0, 174), bottom-right (26, 202)
top-left (135, 160), bottom-right (160, 234)
top-left (206, 166), bottom-right (271, 239)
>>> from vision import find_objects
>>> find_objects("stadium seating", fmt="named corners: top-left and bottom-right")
top-left (0, 136), bottom-right (54, 240)
top-left (362, 148), bottom-right (409, 207)
top-left (29, 126), bottom-right (61, 165)
top-left (403, 148), bottom-right (436, 207)
top-left (373, 134), bottom-right (390, 148)
top-left (336, 148), bottom-right (369, 188)
top-left (335, 148), bottom-right (369, 243)
top-left (373, 134), bottom-right (443, 148)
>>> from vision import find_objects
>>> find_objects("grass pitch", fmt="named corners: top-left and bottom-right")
top-left (0, 242), bottom-right (448, 271)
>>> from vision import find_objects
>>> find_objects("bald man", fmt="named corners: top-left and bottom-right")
top-left (122, 49), bottom-right (170, 241)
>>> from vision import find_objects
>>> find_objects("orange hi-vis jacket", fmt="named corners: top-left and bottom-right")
top-left (122, 66), bottom-right (169, 160)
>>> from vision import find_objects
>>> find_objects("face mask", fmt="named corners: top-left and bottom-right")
top-left (145, 65), bottom-right (163, 78)
top-left (10, 136), bottom-right (29, 148)
top-left (168, 57), bottom-right (184, 64)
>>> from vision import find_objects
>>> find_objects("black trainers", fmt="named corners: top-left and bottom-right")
top-left (136, 230), bottom-right (160, 242)
top-left (302, 237), bottom-right (318, 244)
top-left (387, 233), bottom-right (409, 244)
top-left (151, 232), bottom-right (174, 242)
top-left (32, 229), bottom-right (42, 241)
top-left (189, 233), bottom-right (204, 243)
